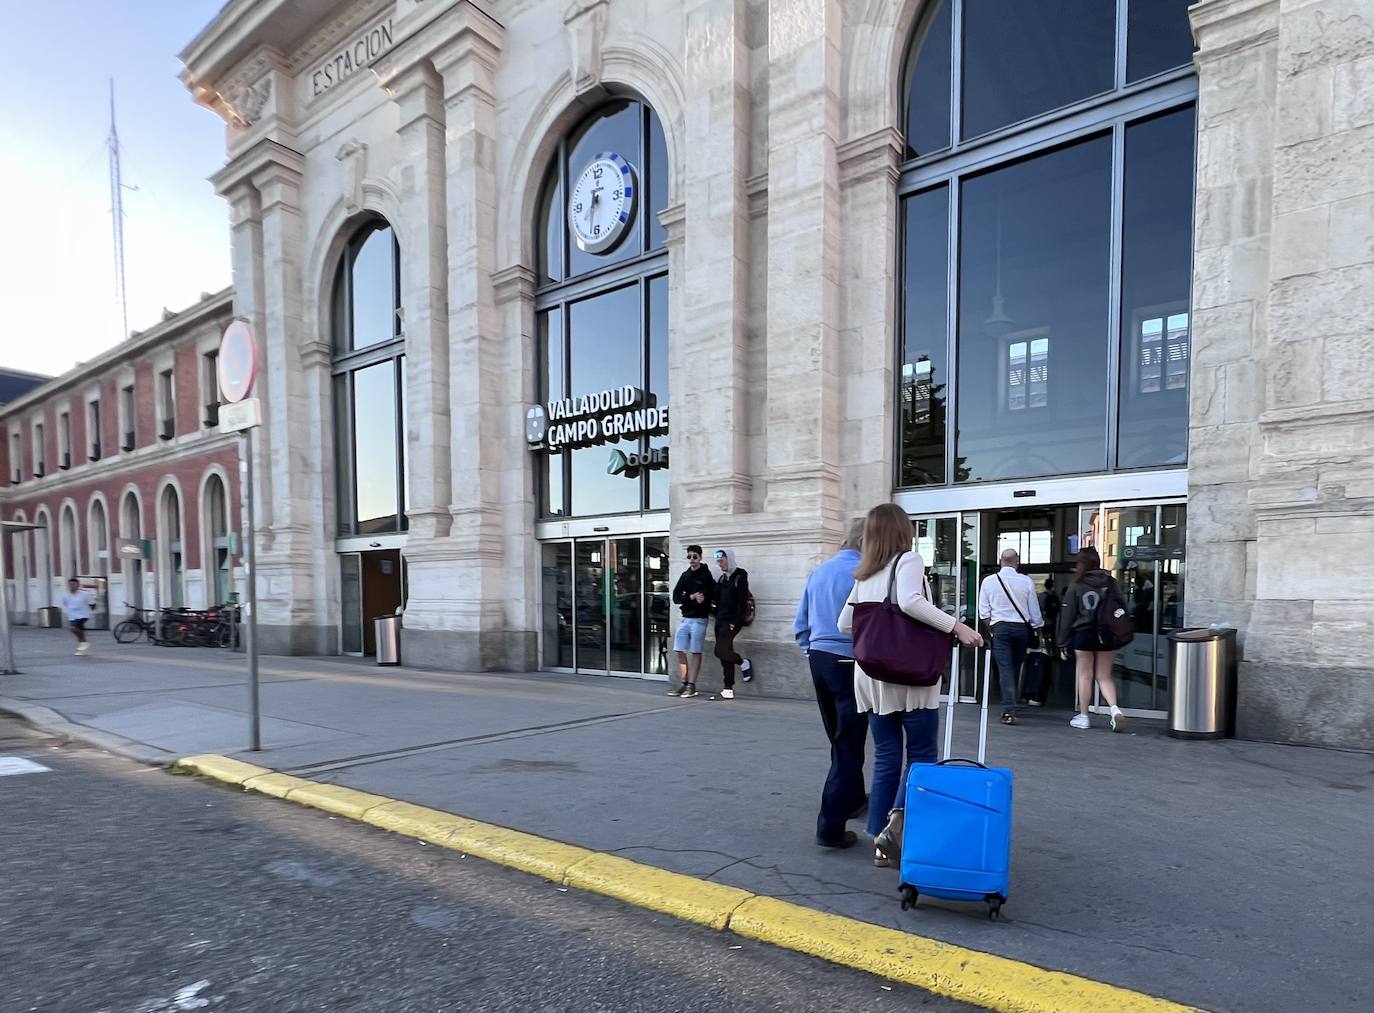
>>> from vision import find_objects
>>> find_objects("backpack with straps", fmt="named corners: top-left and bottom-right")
top-left (1084, 580), bottom-right (1133, 650)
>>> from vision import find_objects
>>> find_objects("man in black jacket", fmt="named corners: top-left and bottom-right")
top-left (668, 544), bottom-right (715, 697)
top-left (711, 547), bottom-right (753, 700)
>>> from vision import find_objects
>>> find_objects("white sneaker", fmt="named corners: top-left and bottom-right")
top-left (740, 658), bottom-right (753, 683)
top-left (1070, 714), bottom-right (1091, 730)
top-left (719, 688), bottom-right (735, 700)
top-left (1110, 706), bottom-right (1126, 733)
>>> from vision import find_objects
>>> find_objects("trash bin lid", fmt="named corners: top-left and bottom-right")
top-left (1168, 627), bottom-right (1235, 642)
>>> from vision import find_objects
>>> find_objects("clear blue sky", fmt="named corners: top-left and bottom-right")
top-left (0, 0), bottom-right (230, 377)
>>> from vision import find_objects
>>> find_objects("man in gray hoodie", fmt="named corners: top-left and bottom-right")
top-left (712, 547), bottom-right (752, 700)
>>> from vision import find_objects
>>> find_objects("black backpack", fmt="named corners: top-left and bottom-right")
top-left (1085, 580), bottom-right (1133, 650)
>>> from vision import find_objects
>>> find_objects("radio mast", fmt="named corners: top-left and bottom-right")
top-left (108, 78), bottom-right (129, 343)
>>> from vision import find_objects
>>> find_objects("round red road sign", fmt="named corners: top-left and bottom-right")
top-left (218, 320), bottom-right (258, 404)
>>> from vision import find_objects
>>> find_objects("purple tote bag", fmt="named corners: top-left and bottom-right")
top-left (850, 550), bottom-right (952, 686)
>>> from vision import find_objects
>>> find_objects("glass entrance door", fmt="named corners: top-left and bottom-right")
top-left (911, 513), bottom-right (981, 700)
top-left (1093, 502), bottom-right (1186, 713)
top-left (541, 534), bottom-right (670, 678)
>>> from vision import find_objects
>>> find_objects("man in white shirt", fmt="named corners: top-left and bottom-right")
top-left (60, 578), bottom-right (93, 657)
top-left (977, 549), bottom-right (1043, 726)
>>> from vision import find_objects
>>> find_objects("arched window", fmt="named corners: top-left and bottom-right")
top-left (121, 492), bottom-right (143, 609)
top-left (89, 498), bottom-right (108, 579)
top-left (203, 474), bottom-right (230, 605)
top-left (59, 504), bottom-right (79, 579)
top-left (332, 219), bottom-right (407, 535)
top-left (896, 0), bottom-right (1197, 487)
top-left (159, 484), bottom-right (184, 608)
top-left (33, 507), bottom-right (52, 606)
top-left (534, 99), bottom-right (671, 517)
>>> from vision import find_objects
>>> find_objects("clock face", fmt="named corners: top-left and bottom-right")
top-left (568, 151), bottom-right (636, 254)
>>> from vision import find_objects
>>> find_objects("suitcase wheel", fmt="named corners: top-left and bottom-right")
top-left (986, 895), bottom-right (1004, 922)
top-left (899, 885), bottom-right (918, 911)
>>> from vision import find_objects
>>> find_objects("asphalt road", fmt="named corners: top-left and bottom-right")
top-left (0, 716), bottom-right (972, 1013)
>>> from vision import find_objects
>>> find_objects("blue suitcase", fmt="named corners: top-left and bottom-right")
top-left (899, 650), bottom-right (1013, 921)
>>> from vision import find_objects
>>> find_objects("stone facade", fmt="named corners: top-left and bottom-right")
top-left (1188, 0), bottom-right (1374, 749)
top-left (178, 0), bottom-right (1374, 747)
top-left (1, 292), bottom-right (245, 624)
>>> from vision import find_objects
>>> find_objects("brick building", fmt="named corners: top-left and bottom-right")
top-left (1, 290), bottom-right (243, 628)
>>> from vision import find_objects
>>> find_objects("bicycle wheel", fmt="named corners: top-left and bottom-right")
top-left (113, 620), bottom-right (143, 644)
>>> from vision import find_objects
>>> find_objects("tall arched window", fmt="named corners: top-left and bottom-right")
top-left (896, 0), bottom-right (1197, 487)
top-left (332, 219), bottom-right (407, 535)
top-left (121, 492), bottom-right (142, 608)
top-left (534, 99), bottom-right (671, 517)
top-left (159, 484), bottom-right (184, 608)
top-left (60, 504), bottom-right (79, 579)
top-left (89, 498), bottom-right (108, 579)
top-left (33, 507), bottom-right (52, 606)
top-left (203, 474), bottom-right (230, 605)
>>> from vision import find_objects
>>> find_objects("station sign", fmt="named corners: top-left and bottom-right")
top-left (525, 385), bottom-right (668, 453)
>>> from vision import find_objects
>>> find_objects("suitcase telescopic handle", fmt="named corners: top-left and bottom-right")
top-left (941, 645), bottom-right (993, 765)
top-left (936, 758), bottom-right (989, 769)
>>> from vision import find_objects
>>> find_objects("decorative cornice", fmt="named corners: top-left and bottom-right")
top-left (837, 126), bottom-right (904, 186)
top-left (286, 0), bottom-right (394, 73)
top-left (492, 265), bottom-right (537, 305)
top-left (211, 138), bottom-right (306, 198)
top-left (745, 173), bottom-right (768, 219)
top-left (299, 339), bottom-right (333, 371)
top-left (1190, 0), bottom-right (1280, 63)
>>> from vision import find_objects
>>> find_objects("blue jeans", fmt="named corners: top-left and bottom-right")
top-left (809, 652), bottom-right (868, 842)
top-left (991, 622), bottom-right (1031, 715)
top-left (866, 708), bottom-right (939, 838)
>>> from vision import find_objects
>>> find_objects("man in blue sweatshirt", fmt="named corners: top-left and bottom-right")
top-left (793, 517), bottom-right (867, 849)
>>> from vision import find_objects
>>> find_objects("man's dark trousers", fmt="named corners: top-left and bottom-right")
top-left (991, 621), bottom-right (1031, 715)
top-left (809, 650), bottom-right (868, 843)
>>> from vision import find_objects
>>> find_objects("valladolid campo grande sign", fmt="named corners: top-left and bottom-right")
top-left (526, 386), bottom-right (668, 452)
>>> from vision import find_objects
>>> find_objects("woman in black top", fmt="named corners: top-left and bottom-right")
top-left (1056, 547), bottom-right (1127, 733)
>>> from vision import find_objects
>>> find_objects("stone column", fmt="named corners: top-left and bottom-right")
top-left (1185, 0), bottom-right (1279, 651)
top-left (1238, 0), bottom-right (1374, 747)
top-left (762, 0), bottom-right (843, 525)
top-left (674, 0), bottom-right (753, 521)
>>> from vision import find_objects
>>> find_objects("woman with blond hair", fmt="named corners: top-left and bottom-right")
top-left (839, 503), bottom-right (982, 867)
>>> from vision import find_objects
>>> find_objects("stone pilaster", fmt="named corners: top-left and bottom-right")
top-left (214, 141), bottom-right (333, 654)
top-left (761, 0), bottom-right (843, 524)
top-left (381, 58), bottom-right (453, 547)
top-left (674, 0), bottom-right (753, 518)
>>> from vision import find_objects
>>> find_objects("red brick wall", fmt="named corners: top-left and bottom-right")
top-left (1, 444), bottom-right (241, 580)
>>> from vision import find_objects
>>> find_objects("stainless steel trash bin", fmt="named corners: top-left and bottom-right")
top-left (1167, 627), bottom-right (1237, 739)
top-left (374, 614), bottom-right (401, 666)
top-left (37, 606), bottom-right (62, 628)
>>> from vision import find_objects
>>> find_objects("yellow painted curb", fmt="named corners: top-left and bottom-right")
top-left (361, 800), bottom-right (482, 843)
top-left (283, 782), bottom-right (394, 821)
top-left (174, 754), bottom-right (271, 785)
top-left (729, 896), bottom-right (1197, 1013)
top-left (446, 822), bottom-right (592, 883)
top-left (178, 755), bottom-right (1203, 1013)
top-left (241, 771), bottom-right (308, 799)
top-left (564, 853), bottom-right (751, 930)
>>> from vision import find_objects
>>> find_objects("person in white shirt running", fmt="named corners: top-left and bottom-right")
top-left (977, 549), bottom-right (1043, 726)
top-left (60, 578), bottom-right (93, 656)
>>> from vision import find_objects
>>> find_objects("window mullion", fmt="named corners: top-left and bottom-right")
top-left (945, 180), bottom-right (960, 488)
top-left (1115, 0), bottom-right (1130, 91)
top-left (950, 0), bottom-right (964, 147)
top-left (1105, 121), bottom-right (1127, 472)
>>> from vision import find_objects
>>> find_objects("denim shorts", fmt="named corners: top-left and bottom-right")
top-left (673, 618), bottom-right (707, 653)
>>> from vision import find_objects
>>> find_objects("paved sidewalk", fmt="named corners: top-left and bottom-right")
top-left (3, 628), bottom-right (1371, 1013)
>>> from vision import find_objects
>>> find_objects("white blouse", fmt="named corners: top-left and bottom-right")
top-left (837, 550), bottom-right (956, 714)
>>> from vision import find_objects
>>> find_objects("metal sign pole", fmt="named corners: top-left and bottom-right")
top-left (241, 429), bottom-right (261, 752)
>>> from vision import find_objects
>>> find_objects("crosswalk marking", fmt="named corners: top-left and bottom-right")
top-left (0, 757), bottom-right (52, 777)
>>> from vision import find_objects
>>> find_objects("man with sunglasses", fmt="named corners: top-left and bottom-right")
top-left (668, 544), bottom-right (715, 697)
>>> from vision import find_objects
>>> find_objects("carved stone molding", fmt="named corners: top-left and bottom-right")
top-left (336, 139), bottom-right (369, 215)
top-left (492, 265), bottom-right (536, 306)
top-left (564, 0), bottom-right (610, 97)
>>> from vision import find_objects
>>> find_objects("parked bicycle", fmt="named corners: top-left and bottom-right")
top-left (112, 605), bottom-right (161, 644)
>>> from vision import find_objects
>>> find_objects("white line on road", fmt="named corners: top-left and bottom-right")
top-left (0, 756), bottom-right (51, 776)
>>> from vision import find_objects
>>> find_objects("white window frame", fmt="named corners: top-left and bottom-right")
top-left (86, 389), bottom-right (102, 462)
top-left (118, 370), bottom-right (136, 452)
top-left (9, 427), bottom-right (22, 483)
top-left (31, 418), bottom-right (45, 477)
top-left (58, 409), bottom-right (72, 470)
top-left (157, 364), bottom-right (176, 441)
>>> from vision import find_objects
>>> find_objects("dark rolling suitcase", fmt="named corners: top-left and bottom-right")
top-left (899, 650), bottom-right (1014, 920)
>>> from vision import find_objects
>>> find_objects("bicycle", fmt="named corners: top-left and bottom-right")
top-left (112, 605), bottom-right (160, 644)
